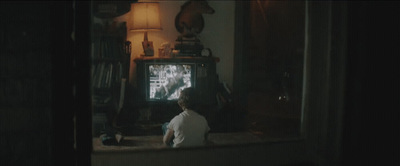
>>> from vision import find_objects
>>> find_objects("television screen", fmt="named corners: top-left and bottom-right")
top-left (147, 64), bottom-right (194, 101)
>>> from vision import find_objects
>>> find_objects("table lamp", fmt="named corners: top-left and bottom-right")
top-left (130, 2), bottom-right (162, 56)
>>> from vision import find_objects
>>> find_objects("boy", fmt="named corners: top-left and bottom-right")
top-left (162, 87), bottom-right (210, 147)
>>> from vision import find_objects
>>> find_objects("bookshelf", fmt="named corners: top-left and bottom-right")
top-left (91, 20), bottom-right (131, 134)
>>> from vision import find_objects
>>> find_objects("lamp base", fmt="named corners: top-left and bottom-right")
top-left (142, 39), bottom-right (154, 56)
top-left (140, 53), bottom-right (154, 57)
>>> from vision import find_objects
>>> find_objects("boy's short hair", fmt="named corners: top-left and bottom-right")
top-left (178, 87), bottom-right (198, 110)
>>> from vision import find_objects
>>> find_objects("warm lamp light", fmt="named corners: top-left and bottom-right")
top-left (130, 2), bottom-right (162, 56)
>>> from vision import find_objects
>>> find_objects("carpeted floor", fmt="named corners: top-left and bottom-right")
top-left (92, 132), bottom-right (274, 152)
top-left (92, 92), bottom-right (303, 151)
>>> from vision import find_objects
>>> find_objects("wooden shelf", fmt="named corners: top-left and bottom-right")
top-left (134, 56), bottom-right (220, 63)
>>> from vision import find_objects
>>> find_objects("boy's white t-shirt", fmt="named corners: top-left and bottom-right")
top-left (167, 109), bottom-right (210, 147)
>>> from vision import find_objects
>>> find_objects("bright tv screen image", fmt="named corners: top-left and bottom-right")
top-left (147, 64), bottom-right (194, 101)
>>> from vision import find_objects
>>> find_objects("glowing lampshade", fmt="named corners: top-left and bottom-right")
top-left (130, 2), bottom-right (162, 31)
top-left (130, 2), bottom-right (162, 56)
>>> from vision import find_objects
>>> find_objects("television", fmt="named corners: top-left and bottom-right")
top-left (135, 57), bottom-right (218, 105)
top-left (145, 63), bottom-right (196, 101)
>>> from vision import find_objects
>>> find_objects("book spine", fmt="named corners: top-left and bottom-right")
top-left (103, 63), bottom-right (110, 88)
top-left (108, 63), bottom-right (113, 88)
top-left (97, 62), bottom-right (105, 88)
top-left (92, 63), bottom-right (100, 88)
top-left (118, 78), bottom-right (126, 113)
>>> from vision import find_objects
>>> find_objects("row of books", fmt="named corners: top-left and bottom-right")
top-left (92, 36), bottom-right (125, 59)
top-left (92, 62), bottom-right (123, 89)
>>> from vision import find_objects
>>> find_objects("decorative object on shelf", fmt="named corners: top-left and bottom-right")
top-left (174, 38), bottom-right (204, 57)
top-left (201, 48), bottom-right (212, 57)
top-left (174, 0), bottom-right (214, 57)
top-left (130, 2), bottom-right (162, 56)
top-left (158, 42), bottom-right (172, 57)
top-left (175, 0), bottom-right (215, 38)
top-left (172, 50), bottom-right (180, 57)
top-left (124, 41), bottom-right (131, 55)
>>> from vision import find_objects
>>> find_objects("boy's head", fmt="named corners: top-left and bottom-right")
top-left (177, 87), bottom-right (198, 110)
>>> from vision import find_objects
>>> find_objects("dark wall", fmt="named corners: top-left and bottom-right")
top-left (1, 2), bottom-right (54, 165)
top-left (0, 2), bottom-right (76, 166)
top-left (343, 1), bottom-right (399, 165)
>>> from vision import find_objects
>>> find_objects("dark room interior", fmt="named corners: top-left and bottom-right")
top-left (0, 1), bottom-right (398, 166)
